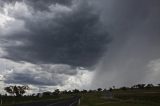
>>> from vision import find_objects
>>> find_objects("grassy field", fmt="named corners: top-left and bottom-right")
top-left (80, 88), bottom-right (160, 106)
top-left (0, 95), bottom-right (71, 106)
top-left (0, 88), bottom-right (160, 106)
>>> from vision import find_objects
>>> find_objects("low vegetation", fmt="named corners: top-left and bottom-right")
top-left (0, 84), bottom-right (160, 106)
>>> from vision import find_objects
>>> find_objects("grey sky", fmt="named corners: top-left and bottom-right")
top-left (0, 0), bottom-right (160, 92)
top-left (91, 0), bottom-right (160, 88)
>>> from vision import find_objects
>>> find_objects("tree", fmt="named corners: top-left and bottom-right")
top-left (68, 90), bottom-right (72, 94)
top-left (137, 84), bottom-right (145, 89)
top-left (62, 90), bottom-right (68, 94)
top-left (120, 87), bottom-right (127, 91)
top-left (109, 88), bottom-right (113, 92)
top-left (4, 86), bottom-right (14, 96)
top-left (81, 89), bottom-right (87, 93)
top-left (4, 85), bottom-right (29, 96)
top-left (103, 89), bottom-right (107, 92)
top-left (73, 89), bottom-right (80, 93)
top-left (88, 90), bottom-right (94, 93)
top-left (131, 85), bottom-right (137, 89)
top-left (43, 92), bottom-right (52, 96)
top-left (97, 88), bottom-right (102, 92)
top-left (53, 89), bottom-right (60, 95)
top-left (146, 84), bottom-right (154, 88)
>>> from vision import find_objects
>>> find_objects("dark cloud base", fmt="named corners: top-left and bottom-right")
top-left (2, 0), bottom-right (110, 68)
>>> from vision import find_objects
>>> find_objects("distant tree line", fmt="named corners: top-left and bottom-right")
top-left (119, 83), bottom-right (158, 90)
top-left (2, 83), bottom-right (160, 97)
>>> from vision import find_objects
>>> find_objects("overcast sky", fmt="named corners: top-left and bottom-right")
top-left (0, 0), bottom-right (160, 93)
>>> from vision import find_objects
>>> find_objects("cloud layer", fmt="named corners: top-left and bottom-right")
top-left (1, 0), bottom-right (160, 91)
top-left (0, 0), bottom-right (110, 68)
top-left (0, 58), bottom-right (93, 90)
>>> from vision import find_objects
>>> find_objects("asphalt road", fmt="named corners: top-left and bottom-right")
top-left (14, 96), bottom-right (80, 106)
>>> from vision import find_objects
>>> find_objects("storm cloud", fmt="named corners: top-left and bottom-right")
top-left (91, 0), bottom-right (160, 88)
top-left (1, 0), bottom-right (110, 68)
top-left (1, 0), bottom-right (160, 91)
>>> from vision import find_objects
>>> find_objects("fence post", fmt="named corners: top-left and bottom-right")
top-left (78, 98), bottom-right (80, 105)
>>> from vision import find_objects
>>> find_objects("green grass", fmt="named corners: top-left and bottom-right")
top-left (1, 88), bottom-right (160, 106)
top-left (80, 89), bottom-right (160, 106)
top-left (0, 94), bottom-right (72, 106)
